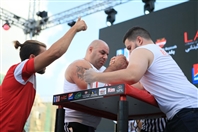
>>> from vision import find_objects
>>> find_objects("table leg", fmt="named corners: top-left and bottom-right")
top-left (117, 95), bottom-right (128, 132)
top-left (55, 106), bottom-right (65, 132)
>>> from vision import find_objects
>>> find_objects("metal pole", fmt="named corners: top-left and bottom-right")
top-left (117, 95), bottom-right (128, 132)
top-left (55, 106), bottom-right (65, 132)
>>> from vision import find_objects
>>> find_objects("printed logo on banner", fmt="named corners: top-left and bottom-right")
top-left (57, 96), bottom-right (60, 102)
top-left (184, 31), bottom-right (198, 53)
top-left (107, 87), bottom-right (115, 93)
top-left (116, 85), bottom-right (124, 93)
top-left (91, 89), bottom-right (98, 97)
top-left (117, 85), bottom-right (122, 89)
top-left (192, 63), bottom-right (198, 84)
top-left (53, 96), bottom-right (56, 102)
top-left (53, 96), bottom-right (60, 102)
top-left (68, 93), bottom-right (74, 100)
top-left (155, 38), bottom-right (177, 55)
top-left (82, 91), bottom-right (90, 98)
top-left (74, 92), bottom-right (82, 99)
top-left (99, 88), bottom-right (106, 95)
top-left (155, 38), bottom-right (166, 48)
top-left (60, 95), bottom-right (67, 101)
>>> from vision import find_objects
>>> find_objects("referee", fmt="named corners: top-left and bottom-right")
top-left (141, 118), bottom-right (167, 132)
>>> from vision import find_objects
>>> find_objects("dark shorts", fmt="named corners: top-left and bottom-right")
top-left (64, 122), bottom-right (95, 132)
top-left (165, 108), bottom-right (198, 132)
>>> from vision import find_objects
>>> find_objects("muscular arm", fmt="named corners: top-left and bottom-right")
top-left (76, 65), bottom-right (89, 80)
top-left (104, 55), bottom-right (128, 72)
top-left (34, 18), bottom-right (86, 72)
top-left (104, 55), bottom-right (145, 90)
top-left (34, 27), bottom-right (77, 72)
top-left (86, 48), bottom-right (153, 85)
top-left (65, 60), bottom-right (92, 90)
top-left (66, 54), bottom-right (130, 89)
top-left (132, 82), bottom-right (145, 90)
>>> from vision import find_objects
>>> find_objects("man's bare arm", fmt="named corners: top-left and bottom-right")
top-left (84, 48), bottom-right (152, 84)
top-left (104, 55), bottom-right (128, 72)
top-left (132, 82), bottom-right (145, 90)
top-left (76, 65), bottom-right (89, 80)
top-left (34, 18), bottom-right (87, 72)
top-left (65, 60), bottom-right (91, 90)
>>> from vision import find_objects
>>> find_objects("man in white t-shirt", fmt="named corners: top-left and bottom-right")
top-left (64, 39), bottom-right (128, 132)
top-left (83, 27), bottom-right (198, 132)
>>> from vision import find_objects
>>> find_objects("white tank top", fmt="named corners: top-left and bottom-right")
top-left (63, 63), bottom-right (106, 128)
top-left (136, 44), bottom-right (198, 119)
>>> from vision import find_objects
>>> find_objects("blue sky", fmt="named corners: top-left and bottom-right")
top-left (0, 0), bottom-right (187, 101)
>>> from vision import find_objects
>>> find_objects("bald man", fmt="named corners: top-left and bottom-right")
top-left (63, 39), bottom-right (128, 132)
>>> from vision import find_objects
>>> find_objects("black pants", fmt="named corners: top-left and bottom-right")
top-left (141, 130), bottom-right (164, 132)
top-left (165, 108), bottom-right (198, 132)
top-left (141, 130), bottom-right (148, 132)
top-left (64, 122), bottom-right (95, 132)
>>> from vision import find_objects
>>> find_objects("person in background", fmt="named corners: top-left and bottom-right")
top-left (0, 18), bottom-right (87, 132)
top-left (141, 118), bottom-right (167, 132)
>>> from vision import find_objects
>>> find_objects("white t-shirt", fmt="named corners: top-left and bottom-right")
top-left (135, 44), bottom-right (198, 119)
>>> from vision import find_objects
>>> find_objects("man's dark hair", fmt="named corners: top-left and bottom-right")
top-left (123, 27), bottom-right (152, 43)
top-left (13, 40), bottom-right (46, 61)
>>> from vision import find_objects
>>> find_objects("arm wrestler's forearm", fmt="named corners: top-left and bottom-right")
top-left (95, 69), bottom-right (136, 84)
top-left (131, 82), bottom-right (144, 90)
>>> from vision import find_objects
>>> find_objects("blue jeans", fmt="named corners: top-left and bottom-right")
top-left (165, 108), bottom-right (198, 132)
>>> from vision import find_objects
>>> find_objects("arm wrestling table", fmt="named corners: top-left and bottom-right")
top-left (52, 83), bottom-right (165, 132)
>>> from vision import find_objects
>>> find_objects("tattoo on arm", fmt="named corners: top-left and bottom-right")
top-left (76, 66), bottom-right (88, 80)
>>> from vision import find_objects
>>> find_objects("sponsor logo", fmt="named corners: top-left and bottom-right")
top-left (99, 88), bottom-right (106, 95)
top-left (68, 93), bottom-right (74, 100)
top-left (116, 85), bottom-right (124, 93)
top-left (74, 92), bottom-right (82, 99)
top-left (184, 31), bottom-right (198, 53)
top-left (82, 91), bottom-right (90, 98)
top-left (108, 88), bottom-right (115, 93)
top-left (60, 95), bottom-right (67, 101)
top-left (117, 85), bottom-right (122, 89)
top-left (155, 38), bottom-right (177, 55)
top-left (116, 48), bottom-right (129, 61)
top-left (192, 63), bottom-right (198, 84)
top-left (53, 96), bottom-right (56, 102)
top-left (53, 96), bottom-right (60, 102)
top-left (91, 89), bottom-right (98, 97)
top-left (155, 38), bottom-right (166, 48)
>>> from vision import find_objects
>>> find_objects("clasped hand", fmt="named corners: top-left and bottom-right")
top-left (83, 68), bottom-right (97, 84)
top-left (83, 55), bottom-right (128, 84)
top-left (109, 55), bottom-right (128, 70)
